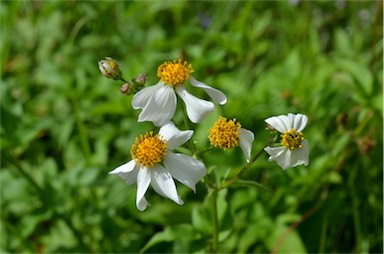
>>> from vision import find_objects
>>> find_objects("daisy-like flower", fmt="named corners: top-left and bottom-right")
top-left (264, 113), bottom-right (309, 170)
top-left (208, 116), bottom-right (254, 162)
top-left (109, 122), bottom-right (207, 211)
top-left (132, 59), bottom-right (227, 127)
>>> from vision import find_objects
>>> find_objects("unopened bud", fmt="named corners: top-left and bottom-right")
top-left (120, 83), bottom-right (131, 95)
top-left (134, 73), bottom-right (148, 86)
top-left (98, 57), bottom-right (122, 80)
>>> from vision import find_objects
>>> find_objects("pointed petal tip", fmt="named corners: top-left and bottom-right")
top-left (218, 96), bottom-right (227, 105)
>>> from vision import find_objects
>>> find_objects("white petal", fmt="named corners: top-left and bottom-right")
top-left (189, 76), bottom-right (227, 105)
top-left (98, 64), bottom-right (107, 76)
top-left (150, 164), bottom-right (184, 205)
top-left (132, 82), bottom-right (164, 109)
top-left (289, 139), bottom-right (310, 167)
top-left (288, 113), bottom-right (308, 132)
top-left (163, 151), bottom-right (207, 192)
top-left (159, 122), bottom-right (193, 150)
top-left (264, 140), bottom-right (309, 170)
top-left (176, 85), bottom-right (214, 123)
top-left (265, 115), bottom-right (290, 133)
top-left (137, 85), bottom-right (177, 127)
top-left (136, 167), bottom-right (151, 211)
top-left (239, 128), bottom-right (254, 162)
top-left (109, 160), bottom-right (136, 174)
top-left (264, 146), bottom-right (292, 170)
top-left (109, 161), bottom-right (139, 185)
top-left (116, 166), bottom-right (140, 185)
top-left (123, 167), bottom-right (140, 185)
top-left (137, 195), bottom-right (149, 211)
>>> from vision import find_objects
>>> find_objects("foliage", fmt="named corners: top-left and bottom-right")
top-left (1, 1), bottom-right (382, 253)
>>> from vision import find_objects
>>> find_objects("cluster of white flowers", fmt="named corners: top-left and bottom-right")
top-left (100, 58), bottom-right (309, 211)
top-left (109, 122), bottom-right (206, 211)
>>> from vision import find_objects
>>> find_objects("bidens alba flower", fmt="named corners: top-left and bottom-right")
top-left (109, 122), bottom-right (207, 211)
top-left (208, 116), bottom-right (254, 162)
top-left (132, 59), bottom-right (227, 126)
top-left (264, 113), bottom-right (309, 170)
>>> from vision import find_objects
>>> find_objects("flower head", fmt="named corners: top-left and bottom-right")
top-left (132, 59), bottom-right (227, 126)
top-left (264, 113), bottom-right (309, 170)
top-left (208, 116), bottom-right (254, 162)
top-left (109, 122), bottom-right (207, 211)
top-left (98, 57), bottom-right (122, 80)
top-left (157, 60), bottom-right (194, 86)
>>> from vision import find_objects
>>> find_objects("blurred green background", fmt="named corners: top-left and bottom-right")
top-left (1, 1), bottom-right (383, 253)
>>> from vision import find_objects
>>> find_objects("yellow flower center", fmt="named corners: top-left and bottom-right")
top-left (157, 59), bottom-right (194, 86)
top-left (130, 132), bottom-right (167, 168)
top-left (281, 128), bottom-right (304, 150)
top-left (208, 116), bottom-right (241, 150)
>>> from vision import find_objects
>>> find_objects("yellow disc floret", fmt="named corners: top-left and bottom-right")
top-left (208, 116), bottom-right (241, 150)
top-left (281, 128), bottom-right (304, 150)
top-left (130, 131), bottom-right (167, 168)
top-left (157, 59), bottom-right (194, 86)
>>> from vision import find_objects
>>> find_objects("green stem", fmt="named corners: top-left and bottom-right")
top-left (318, 212), bottom-right (328, 253)
top-left (196, 146), bottom-right (214, 156)
top-left (120, 77), bottom-right (128, 83)
top-left (219, 147), bottom-right (265, 189)
top-left (4, 151), bottom-right (42, 193)
top-left (348, 166), bottom-right (362, 252)
top-left (229, 179), bottom-right (273, 193)
top-left (71, 90), bottom-right (92, 165)
top-left (210, 189), bottom-right (219, 253)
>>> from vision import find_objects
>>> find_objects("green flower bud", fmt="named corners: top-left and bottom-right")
top-left (98, 57), bottom-right (122, 80)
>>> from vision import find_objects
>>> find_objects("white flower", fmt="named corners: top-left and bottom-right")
top-left (132, 60), bottom-right (227, 127)
top-left (264, 113), bottom-right (309, 170)
top-left (109, 122), bottom-right (207, 211)
top-left (208, 116), bottom-right (254, 162)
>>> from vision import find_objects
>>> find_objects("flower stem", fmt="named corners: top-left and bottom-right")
top-left (210, 189), bottom-right (219, 253)
top-left (71, 90), bottom-right (92, 165)
top-left (196, 146), bottom-right (214, 156)
top-left (219, 147), bottom-right (265, 189)
top-left (4, 150), bottom-right (42, 193)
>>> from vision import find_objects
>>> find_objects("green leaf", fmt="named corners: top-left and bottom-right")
top-left (333, 57), bottom-right (373, 97)
top-left (140, 224), bottom-right (200, 252)
top-left (334, 28), bottom-right (354, 57)
top-left (192, 205), bottom-right (211, 236)
top-left (265, 222), bottom-right (307, 253)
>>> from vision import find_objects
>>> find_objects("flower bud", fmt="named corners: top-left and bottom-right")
top-left (134, 73), bottom-right (148, 86)
top-left (120, 83), bottom-right (132, 95)
top-left (98, 57), bottom-right (122, 80)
